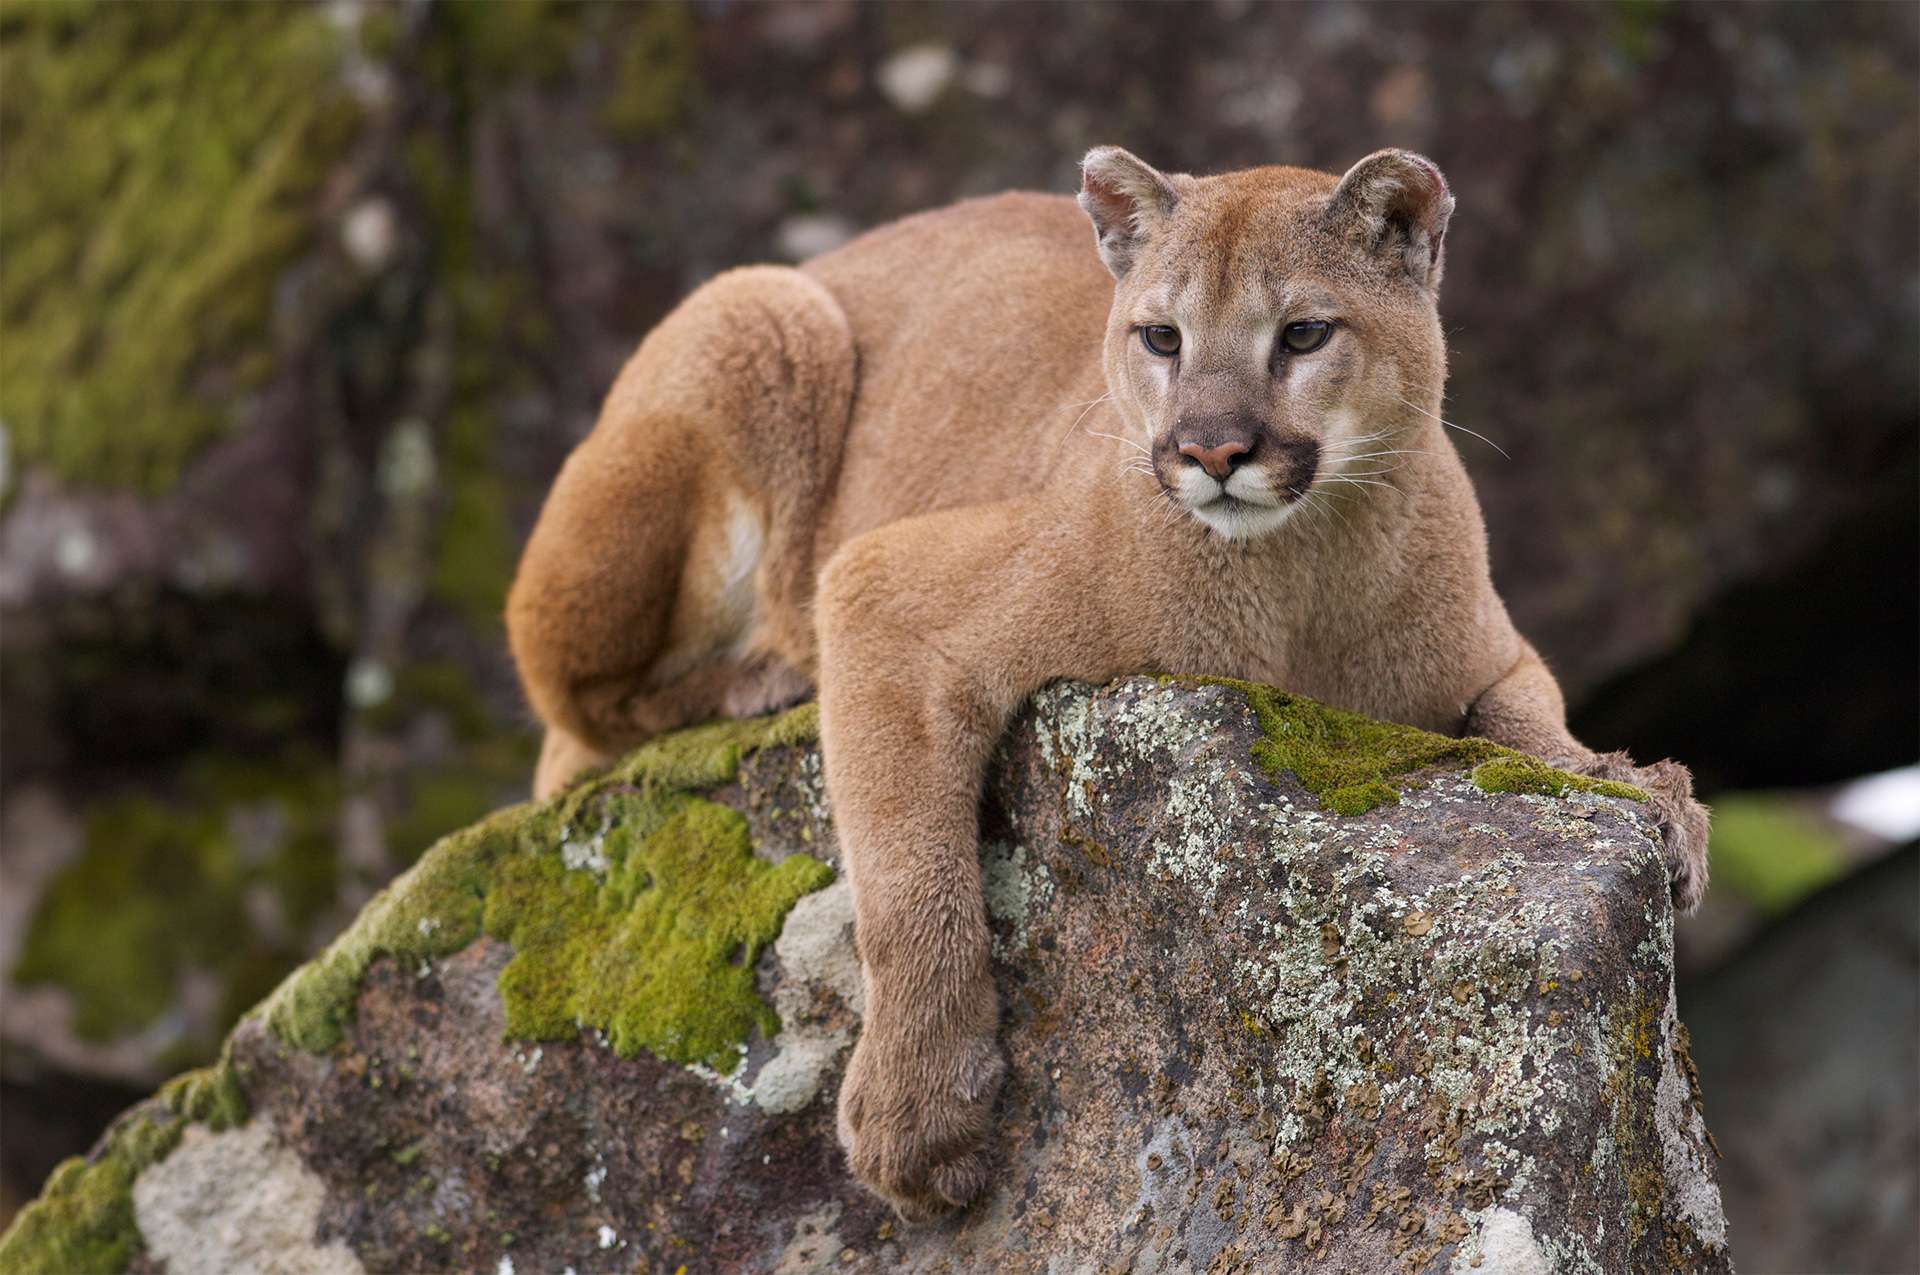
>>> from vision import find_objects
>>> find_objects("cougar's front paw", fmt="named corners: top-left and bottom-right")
top-left (1584, 750), bottom-right (1711, 913)
top-left (1636, 759), bottom-right (1711, 913)
top-left (836, 1010), bottom-right (1005, 1222)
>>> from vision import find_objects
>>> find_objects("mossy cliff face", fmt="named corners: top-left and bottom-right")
top-left (12, 755), bottom-right (340, 1059)
top-left (0, 681), bottom-right (1727, 1275)
top-left (0, 1), bottom-right (356, 492)
top-left (0, 0), bottom-right (582, 1102)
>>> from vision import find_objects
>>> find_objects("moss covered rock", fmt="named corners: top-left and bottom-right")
top-left (0, 680), bottom-right (1730, 1274)
top-left (7, 753), bottom-right (342, 1080)
top-left (0, 1), bottom-right (357, 492)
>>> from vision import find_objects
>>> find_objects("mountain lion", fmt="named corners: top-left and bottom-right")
top-left (505, 147), bottom-right (1711, 1221)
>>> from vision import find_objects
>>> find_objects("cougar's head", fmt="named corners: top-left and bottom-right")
top-left (1079, 146), bottom-right (1454, 540)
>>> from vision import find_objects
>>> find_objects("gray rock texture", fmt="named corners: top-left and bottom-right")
top-left (0, 680), bottom-right (1731, 1274)
top-left (1686, 844), bottom-right (1919, 1274)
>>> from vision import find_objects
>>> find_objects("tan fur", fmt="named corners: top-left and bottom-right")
top-left (505, 150), bottom-right (1710, 1220)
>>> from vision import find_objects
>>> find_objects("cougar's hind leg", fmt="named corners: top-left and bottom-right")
top-left (534, 726), bottom-right (612, 799)
top-left (507, 266), bottom-right (855, 798)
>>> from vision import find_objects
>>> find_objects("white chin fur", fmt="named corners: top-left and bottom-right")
top-left (1177, 463), bottom-right (1295, 541)
top-left (1191, 497), bottom-right (1296, 541)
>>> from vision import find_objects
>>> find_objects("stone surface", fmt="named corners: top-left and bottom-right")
top-left (1685, 843), bottom-right (1919, 1274)
top-left (0, 681), bottom-right (1731, 1274)
top-left (131, 1122), bottom-right (361, 1275)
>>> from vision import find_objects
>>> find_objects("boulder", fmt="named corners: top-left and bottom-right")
top-left (0, 679), bottom-right (1730, 1274)
top-left (1685, 843), bottom-right (1919, 1273)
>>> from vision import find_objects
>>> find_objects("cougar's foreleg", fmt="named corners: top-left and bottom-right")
top-left (814, 498), bottom-right (1142, 1220)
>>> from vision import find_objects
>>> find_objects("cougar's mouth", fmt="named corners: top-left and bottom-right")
top-left (1220, 465), bottom-right (1308, 509)
top-left (1175, 475), bottom-right (1304, 542)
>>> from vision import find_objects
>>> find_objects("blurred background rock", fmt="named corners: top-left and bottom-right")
top-left (0, 1), bottom-right (1913, 1268)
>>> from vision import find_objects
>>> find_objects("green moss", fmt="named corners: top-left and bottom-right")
top-left (487, 796), bottom-right (832, 1069)
top-left (1192, 676), bottom-right (1644, 815)
top-left (261, 703), bottom-right (829, 1073)
top-left (0, 2), bottom-right (357, 491)
top-left (609, 702), bottom-right (820, 793)
top-left (1326, 779), bottom-right (1401, 816)
top-left (158, 1052), bottom-right (248, 1132)
top-left (602, 2), bottom-right (699, 138)
top-left (11, 753), bottom-right (339, 1048)
top-left (1705, 794), bottom-right (1847, 915)
top-left (0, 1108), bottom-right (183, 1275)
top-left (444, 0), bottom-right (581, 89)
top-left (430, 407), bottom-right (519, 631)
top-left (1469, 755), bottom-right (1648, 803)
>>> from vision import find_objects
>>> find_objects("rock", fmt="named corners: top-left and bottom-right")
top-left (1684, 843), bottom-right (1919, 1274)
top-left (876, 45), bottom-right (958, 114)
top-left (0, 680), bottom-right (1731, 1274)
top-left (6, 3), bottom-right (1915, 1172)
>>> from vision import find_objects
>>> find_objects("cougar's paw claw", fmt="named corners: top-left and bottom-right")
top-left (836, 1026), bottom-right (1005, 1222)
top-left (1637, 759), bottom-right (1711, 913)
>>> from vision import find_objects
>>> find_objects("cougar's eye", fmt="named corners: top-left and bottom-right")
top-left (1280, 320), bottom-right (1333, 354)
top-left (1140, 325), bottom-right (1182, 357)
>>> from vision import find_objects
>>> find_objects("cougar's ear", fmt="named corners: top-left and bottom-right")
top-left (1079, 146), bottom-right (1180, 279)
top-left (1326, 150), bottom-right (1455, 291)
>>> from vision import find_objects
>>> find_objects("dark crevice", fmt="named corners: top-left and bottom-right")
top-left (1571, 436), bottom-right (1920, 792)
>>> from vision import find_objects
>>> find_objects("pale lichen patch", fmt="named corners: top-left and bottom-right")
top-left (132, 1122), bottom-right (364, 1275)
top-left (982, 840), bottom-right (1055, 958)
top-left (1654, 986), bottom-right (1729, 1249)
top-left (1451, 1206), bottom-right (1550, 1275)
top-left (689, 879), bottom-right (863, 1114)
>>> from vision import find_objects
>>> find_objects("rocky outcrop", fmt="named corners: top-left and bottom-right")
top-left (1685, 843), bottom-right (1918, 1273)
top-left (0, 680), bottom-right (1731, 1274)
top-left (5, 1), bottom-right (1914, 1174)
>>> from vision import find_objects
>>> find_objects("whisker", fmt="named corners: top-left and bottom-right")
top-left (1057, 392), bottom-right (1117, 443)
top-left (1395, 394), bottom-right (1510, 459)
top-left (1322, 475), bottom-right (1404, 496)
top-left (1302, 489), bottom-right (1356, 536)
top-left (1327, 448), bottom-right (1445, 462)
top-left (1085, 428), bottom-right (1149, 456)
top-left (1324, 430), bottom-right (1394, 451)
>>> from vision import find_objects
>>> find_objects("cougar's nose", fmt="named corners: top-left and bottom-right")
top-left (1177, 437), bottom-right (1252, 480)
